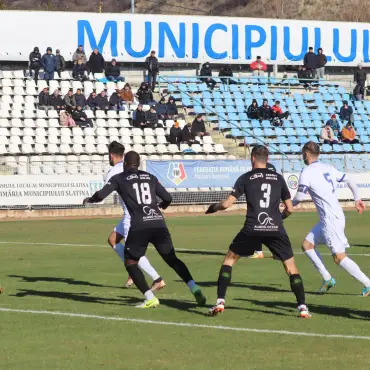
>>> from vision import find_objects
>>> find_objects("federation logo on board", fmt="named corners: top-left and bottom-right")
top-left (287, 175), bottom-right (299, 190)
top-left (167, 162), bottom-right (187, 185)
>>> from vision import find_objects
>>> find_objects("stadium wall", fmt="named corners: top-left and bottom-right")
top-left (0, 11), bottom-right (369, 66)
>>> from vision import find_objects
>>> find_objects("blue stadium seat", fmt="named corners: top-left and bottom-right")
top-left (285, 127), bottom-right (295, 136)
top-left (288, 136), bottom-right (298, 144)
top-left (275, 127), bottom-right (285, 136)
top-left (298, 136), bottom-right (308, 144)
top-left (251, 120), bottom-right (260, 128)
top-left (360, 135), bottom-right (369, 143)
top-left (290, 144), bottom-right (301, 153)
top-left (240, 121), bottom-right (251, 129)
top-left (308, 136), bottom-right (319, 143)
top-left (278, 136), bottom-right (288, 144)
top-left (214, 98), bottom-right (223, 106)
top-left (321, 144), bottom-right (332, 153)
top-left (218, 121), bottom-right (229, 130)
top-left (364, 144), bottom-right (370, 152)
top-left (245, 136), bottom-right (256, 145)
top-left (215, 106), bottom-right (226, 114)
top-left (224, 98), bottom-right (234, 106)
top-left (307, 128), bottom-right (316, 136)
top-left (253, 128), bottom-right (263, 136)
top-left (202, 91), bottom-right (212, 99)
top-left (296, 128), bottom-right (307, 136)
top-left (264, 128), bottom-right (275, 136)
top-left (353, 144), bottom-right (363, 152)
top-left (261, 120), bottom-right (271, 128)
top-left (333, 144), bottom-right (342, 153)
top-left (228, 113), bottom-right (238, 121)
top-left (203, 98), bottom-right (213, 106)
top-left (233, 92), bottom-right (243, 99)
top-left (280, 144), bottom-right (289, 153)
top-left (354, 160), bottom-right (364, 171)
top-left (239, 113), bottom-right (248, 121)
top-left (231, 128), bottom-right (242, 137)
top-left (365, 160), bottom-right (370, 170)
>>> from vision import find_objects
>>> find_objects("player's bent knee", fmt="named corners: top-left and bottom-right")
top-left (333, 252), bottom-right (346, 265)
top-left (223, 250), bottom-right (239, 266)
top-left (108, 231), bottom-right (123, 248)
top-left (302, 239), bottom-right (314, 252)
top-left (283, 257), bottom-right (299, 275)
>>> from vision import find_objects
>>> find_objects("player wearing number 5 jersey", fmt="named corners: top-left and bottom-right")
top-left (293, 141), bottom-right (370, 296)
top-left (84, 151), bottom-right (206, 309)
top-left (206, 145), bottom-right (311, 318)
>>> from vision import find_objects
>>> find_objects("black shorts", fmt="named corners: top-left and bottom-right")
top-left (229, 231), bottom-right (294, 261)
top-left (125, 227), bottom-right (174, 261)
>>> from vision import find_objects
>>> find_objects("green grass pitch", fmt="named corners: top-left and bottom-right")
top-left (1, 211), bottom-right (370, 369)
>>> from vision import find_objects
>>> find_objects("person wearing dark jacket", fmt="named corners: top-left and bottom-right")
top-left (181, 123), bottom-right (200, 145)
top-left (105, 59), bottom-right (124, 82)
top-left (315, 48), bottom-right (327, 79)
top-left (55, 49), bottom-right (66, 78)
top-left (191, 115), bottom-right (209, 137)
top-left (297, 66), bottom-right (312, 89)
top-left (95, 91), bottom-right (109, 110)
top-left (136, 82), bottom-right (156, 105)
top-left (48, 89), bottom-right (65, 112)
top-left (353, 83), bottom-right (365, 101)
top-left (155, 97), bottom-right (168, 120)
top-left (303, 47), bottom-right (317, 78)
top-left (64, 90), bottom-right (76, 113)
top-left (29, 46), bottom-right (42, 83)
top-left (258, 99), bottom-right (272, 121)
top-left (247, 99), bottom-right (259, 119)
top-left (42, 47), bottom-right (57, 83)
top-left (166, 96), bottom-right (178, 119)
top-left (145, 50), bottom-right (159, 91)
top-left (38, 87), bottom-right (53, 112)
top-left (218, 65), bottom-right (236, 84)
top-left (88, 48), bottom-right (105, 75)
top-left (145, 106), bottom-right (160, 128)
top-left (169, 121), bottom-right (182, 146)
top-left (87, 92), bottom-right (99, 111)
top-left (339, 101), bottom-right (354, 123)
top-left (109, 90), bottom-right (124, 111)
top-left (74, 89), bottom-right (87, 108)
top-left (354, 63), bottom-right (367, 94)
top-left (72, 106), bottom-right (93, 128)
top-left (199, 62), bottom-right (216, 90)
top-left (133, 105), bottom-right (147, 128)
top-left (72, 59), bottom-right (89, 81)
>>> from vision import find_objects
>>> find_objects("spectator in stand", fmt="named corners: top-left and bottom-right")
top-left (72, 106), bottom-right (93, 128)
top-left (166, 96), bottom-right (178, 119)
top-left (339, 101), bottom-right (354, 123)
top-left (250, 56), bottom-right (267, 77)
top-left (354, 63), bottom-right (367, 94)
top-left (297, 65), bottom-right (312, 90)
top-left (219, 65), bottom-right (236, 84)
top-left (72, 58), bottom-right (90, 81)
top-left (55, 49), bottom-right (66, 78)
top-left (29, 46), bottom-right (42, 84)
top-left (48, 89), bottom-right (65, 112)
top-left (169, 121), bottom-right (182, 146)
top-left (145, 50), bottom-right (159, 91)
top-left (118, 83), bottom-right (135, 108)
top-left (247, 99), bottom-right (259, 119)
top-left (326, 114), bottom-right (341, 139)
top-left (271, 101), bottom-right (289, 126)
top-left (145, 106), bottom-right (159, 128)
top-left (74, 88), bottom-right (87, 109)
top-left (155, 97), bottom-right (168, 120)
top-left (42, 47), bottom-right (57, 83)
top-left (353, 84), bottom-right (365, 101)
top-left (191, 114), bottom-right (209, 137)
top-left (72, 45), bottom-right (87, 64)
top-left (315, 48), bottom-right (327, 79)
top-left (95, 91), bottom-right (109, 111)
top-left (341, 122), bottom-right (359, 144)
top-left (258, 99), bottom-right (272, 121)
top-left (87, 92), bottom-right (99, 111)
top-left (304, 47), bottom-right (317, 78)
top-left (105, 59), bottom-right (124, 82)
top-left (136, 82), bottom-right (156, 105)
top-left (63, 90), bottom-right (76, 113)
top-left (321, 121), bottom-right (338, 144)
top-left (89, 48), bottom-right (105, 76)
top-left (59, 110), bottom-right (76, 127)
top-left (181, 122), bottom-right (200, 145)
top-left (199, 62), bottom-right (216, 90)
top-left (38, 87), bottom-right (53, 112)
top-left (109, 90), bottom-right (124, 111)
top-left (132, 104), bottom-right (147, 128)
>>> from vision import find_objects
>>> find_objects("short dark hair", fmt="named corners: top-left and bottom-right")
top-left (309, 46), bottom-right (313, 50)
top-left (275, 100), bottom-right (280, 104)
top-left (302, 141), bottom-right (320, 156)
top-left (124, 151), bottom-right (140, 167)
top-left (251, 145), bottom-right (269, 163)
top-left (108, 141), bottom-right (125, 156)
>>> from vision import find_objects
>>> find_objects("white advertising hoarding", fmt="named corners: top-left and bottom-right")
top-left (0, 175), bottom-right (104, 206)
top-left (0, 11), bottom-right (369, 66)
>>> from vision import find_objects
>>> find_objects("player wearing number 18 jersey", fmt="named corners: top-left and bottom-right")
top-left (206, 145), bottom-right (311, 318)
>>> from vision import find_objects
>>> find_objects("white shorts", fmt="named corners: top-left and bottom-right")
top-left (305, 217), bottom-right (350, 255)
top-left (114, 218), bottom-right (131, 240)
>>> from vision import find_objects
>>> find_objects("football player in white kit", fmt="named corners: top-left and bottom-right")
top-left (292, 141), bottom-right (370, 296)
top-left (105, 141), bottom-right (166, 291)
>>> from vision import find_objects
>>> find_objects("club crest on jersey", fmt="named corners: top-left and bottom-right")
top-left (287, 175), bottom-right (299, 190)
top-left (167, 162), bottom-right (187, 185)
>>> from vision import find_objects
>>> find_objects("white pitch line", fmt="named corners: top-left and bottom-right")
top-left (1, 241), bottom-right (370, 257)
top-left (1, 307), bottom-right (369, 341)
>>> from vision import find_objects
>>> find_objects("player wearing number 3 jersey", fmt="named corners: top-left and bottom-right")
top-left (206, 145), bottom-right (311, 318)
top-left (293, 141), bottom-right (370, 296)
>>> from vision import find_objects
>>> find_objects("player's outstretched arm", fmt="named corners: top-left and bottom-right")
top-left (206, 195), bottom-right (237, 214)
top-left (342, 176), bottom-right (365, 214)
top-left (281, 199), bottom-right (294, 219)
top-left (83, 181), bottom-right (117, 205)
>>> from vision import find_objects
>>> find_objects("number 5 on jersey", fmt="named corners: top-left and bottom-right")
top-left (133, 183), bottom-right (152, 204)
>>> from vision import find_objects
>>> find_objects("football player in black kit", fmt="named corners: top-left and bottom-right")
top-left (206, 145), bottom-right (311, 318)
top-left (84, 151), bottom-right (206, 309)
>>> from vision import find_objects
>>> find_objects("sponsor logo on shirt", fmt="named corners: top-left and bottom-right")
top-left (250, 173), bottom-right (263, 180)
top-left (254, 212), bottom-right (279, 232)
top-left (142, 206), bottom-right (163, 221)
top-left (287, 175), bottom-right (299, 190)
top-left (167, 162), bottom-right (187, 185)
top-left (127, 174), bottom-right (139, 180)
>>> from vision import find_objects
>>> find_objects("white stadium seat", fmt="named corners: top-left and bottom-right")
top-left (59, 144), bottom-right (71, 154)
top-left (47, 144), bottom-right (59, 154)
top-left (133, 136), bottom-right (144, 144)
top-left (157, 144), bottom-right (169, 154)
top-left (36, 136), bottom-right (47, 144)
top-left (34, 144), bottom-right (46, 154)
top-left (85, 144), bottom-right (96, 154)
top-left (10, 118), bottom-right (23, 127)
top-left (23, 136), bottom-right (34, 144)
top-left (132, 128), bottom-right (143, 136)
top-left (0, 119), bottom-right (9, 127)
top-left (0, 136), bottom-right (9, 145)
top-left (85, 136), bottom-right (96, 145)
top-left (144, 145), bottom-right (156, 154)
top-left (48, 135), bottom-right (59, 144)
top-left (72, 144), bottom-right (84, 154)
top-left (145, 136), bottom-right (156, 145)
top-left (119, 128), bottom-right (131, 137)
top-left (9, 143), bottom-right (20, 153)
top-left (24, 119), bottom-right (36, 128)
top-left (144, 128), bottom-right (154, 136)
top-left (168, 144), bottom-right (180, 153)
top-left (133, 144), bottom-right (144, 153)
top-left (96, 144), bottom-right (107, 154)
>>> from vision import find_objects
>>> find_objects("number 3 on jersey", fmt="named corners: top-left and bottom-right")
top-left (323, 173), bottom-right (335, 193)
top-left (133, 183), bottom-right (152, 204)
top-left (260, 183), bottom-right (271, 208)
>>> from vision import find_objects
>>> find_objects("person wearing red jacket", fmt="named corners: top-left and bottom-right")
top-left (250, 56), bottom-right (267, 76)
top-left (271, 101), bottom-right (289, 127)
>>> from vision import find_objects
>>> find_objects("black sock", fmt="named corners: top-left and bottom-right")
top-left (125, 264), bottom-right (150, 294)
top-left (289, 274), bottom-right (305, 306)
top-left (217, 265), bottom-right (232, 300)
top-left (162, 252), bottom-right (193, 283)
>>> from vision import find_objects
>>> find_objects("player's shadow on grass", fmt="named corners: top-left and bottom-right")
top-left (352, 244), bottom-right (370, 248)
top-left (188, 281), bottom-right (285, 291)
top-left (8, 275), bottom-right (121, 289)
top-left (236, 298), bottom-right (370, 320)
top-left (176, 250), bottom-right (225, 257)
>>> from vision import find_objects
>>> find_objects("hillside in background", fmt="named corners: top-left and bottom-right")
top-left (1, 0), bottom-right (370, 22)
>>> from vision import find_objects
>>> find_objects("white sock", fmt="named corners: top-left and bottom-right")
top-left (256, 250), bottom-right (263, 255)
top-left (216, 298), bottom-right (225, 305)
top-left (138, 256), bottom-right (160, 281)
top-left (339, 257), bottom-right (370, 287)
top-left (113, 242), bottom-right (125, 263)
top-left (144, 290), bottom-right (155, 301)
top-left (187, 280), bottom-right (196, 291)
top-left (305, 249), bottom-right (332, 281)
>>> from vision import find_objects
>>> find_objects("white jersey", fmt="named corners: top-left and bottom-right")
top-left (105, 162), bottom-right (130, 222)
top-left (298, 161), bottom-right (346, 221)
